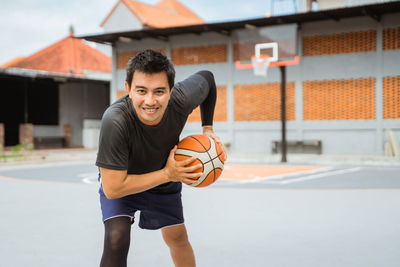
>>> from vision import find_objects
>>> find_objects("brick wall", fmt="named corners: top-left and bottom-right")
top-left (117, 90), bottom-right (127, 99)
top-left (171, 45), bottom-right (227, 65)
top-left (383, 27), bottom-right (400, 50)
top-left (234, 42), bottom-right (255, 61)
top-left (234, 83), bottom-right (295, 121)
top-left (303, 78), bottom-right (376, 120)
top-left (383, 76), bottom-right (400, 119)
top-left (303, 30), bottom-right (376, 56)
top-left (19, 123), bottom-right (34, 147)
top-left (187, 86), bottom-right (227, 122)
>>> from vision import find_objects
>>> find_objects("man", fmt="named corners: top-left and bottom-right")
top-left (96, 49), bottom-right (220, 267)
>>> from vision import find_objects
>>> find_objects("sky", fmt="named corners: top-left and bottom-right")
top-left (0, 0), bottom-right (300, 65)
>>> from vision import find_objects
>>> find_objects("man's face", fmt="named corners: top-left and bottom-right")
top-left (125, 71), bottom-right (172, 126)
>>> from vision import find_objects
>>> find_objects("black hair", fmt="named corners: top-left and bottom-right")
top-left (125, 49), bottom-right (175, 90)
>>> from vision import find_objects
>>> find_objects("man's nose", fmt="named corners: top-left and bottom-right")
top-left (144, 93), bottom-right (156, 105)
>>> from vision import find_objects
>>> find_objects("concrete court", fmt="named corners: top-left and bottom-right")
top-left (1, 165), bottom-right (400, 267)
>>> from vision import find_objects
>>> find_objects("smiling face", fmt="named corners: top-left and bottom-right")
top-left (125, 71), bottom-right (172, 126)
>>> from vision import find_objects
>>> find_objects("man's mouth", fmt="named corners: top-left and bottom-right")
top-left (143, 107), bottom-right (159, 114)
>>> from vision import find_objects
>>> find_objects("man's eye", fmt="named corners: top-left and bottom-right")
top-left (137, 90), bottom-right (146, 94)
top-left (155, 90), bottom-right (165, 95)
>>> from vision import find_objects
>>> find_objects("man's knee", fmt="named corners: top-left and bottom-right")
top-left (103, 218), bottom-right (131, 252)
top-left (105, 227), bottom-right (130, 251)
top-left (162, 225), bottom-right (190, 248)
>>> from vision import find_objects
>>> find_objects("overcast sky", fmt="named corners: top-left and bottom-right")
top-left (0, 0), bottom-right (298, 65)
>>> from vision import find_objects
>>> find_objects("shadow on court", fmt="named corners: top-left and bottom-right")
top-left (0, 163), bottom-right (400, 267)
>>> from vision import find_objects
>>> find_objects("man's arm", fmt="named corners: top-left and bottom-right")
top-left (100, 146), bottom-right (202, 199)
top-left (197, 71), bottom-right (216, 127)
top-left (196, 71), bottom-right (227, 158)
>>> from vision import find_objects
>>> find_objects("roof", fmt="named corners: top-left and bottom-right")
top-left (82, 1), bottom-right (400, 44)
top-left (2, 32), bottom-right (111, 76)
top-left (100, 0), bottom-right (204, 29)
top-left (0, 67), bottom-right (110, 83)
top-left (1, 57), bottom-right (26, 68)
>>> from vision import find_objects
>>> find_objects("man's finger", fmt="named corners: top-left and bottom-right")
top-left (180, 156), bottom-right (197, 166)
top-left (169, 146), bottom-right (177, 158)
top-left (189, 171), bottom-right (203, 178)
top-left (213, 135), bottom-right (221, 143)
top-left (185, 164), bottom-right (203, 172)
top-left (208, 133), bottom-right (221, 144)
top-left (182, 171), bottom-right (203, 179)
top-left (183, 177), bottom-right (201, 185)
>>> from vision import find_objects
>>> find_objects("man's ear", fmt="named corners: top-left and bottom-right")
top-left (125, 81), bottom-right (131, 95)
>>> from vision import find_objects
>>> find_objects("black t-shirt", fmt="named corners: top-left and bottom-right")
top-left (96, 72), bottom-right (214, 193)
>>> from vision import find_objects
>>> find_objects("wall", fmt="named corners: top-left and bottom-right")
top-left (102, 1), bottom-right (143, 33)
top-left (34, 81), bottom-right (110, 147)
top-left (111, 13), bottom-right (400, 155)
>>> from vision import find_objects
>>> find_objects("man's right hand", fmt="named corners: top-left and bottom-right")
top-left (163, 146), bottom-right (203, 185)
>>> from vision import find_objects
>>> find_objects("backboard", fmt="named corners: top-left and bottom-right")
top-left (234, 24), bottom-right (299, 75)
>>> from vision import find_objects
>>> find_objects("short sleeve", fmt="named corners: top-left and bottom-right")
top-left (96, 109), bottom-right (129, 170)
top-left (171, 73), bottom-right (209, 115)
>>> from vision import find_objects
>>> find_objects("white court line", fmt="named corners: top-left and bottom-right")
top-left (82, 177), bottom-right (98, 184)
top-left (0, 160), bottom-right (94, 171)
top-left (220, 167), bottom-right (333, 184)
top-left (79, 172), bottom-right (98, 184)
top-left (272, 167), bottom-right (362, 185)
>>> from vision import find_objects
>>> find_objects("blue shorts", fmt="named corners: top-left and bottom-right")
top-left (99, 181), bottom-right (184, 230)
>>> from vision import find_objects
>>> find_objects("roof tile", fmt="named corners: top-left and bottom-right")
top-left (2, 35), bottom-right (111, 75)
top-left (102, 0), bottom-right (204, 29)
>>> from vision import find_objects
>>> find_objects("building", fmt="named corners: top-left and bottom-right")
top-left (0, 30), bottom-right (111, 149)
top-left (100, 0), bottom-right (204, 33)
top-left (82, 0), bottom-right (400, 155)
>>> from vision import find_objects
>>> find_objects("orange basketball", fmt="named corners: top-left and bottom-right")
top-left (174, 134), bottom-right (226, 187)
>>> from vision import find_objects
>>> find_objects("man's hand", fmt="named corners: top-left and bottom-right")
top-left (202, 125), bottom-right (227, 160)
top-left (163, 146), bottom-right (203, 185)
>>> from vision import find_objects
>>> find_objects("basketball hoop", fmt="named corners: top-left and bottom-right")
top-left (251, 55), bottom-right (273, 77)
top-left (251, 42), bottom-right (279, 76)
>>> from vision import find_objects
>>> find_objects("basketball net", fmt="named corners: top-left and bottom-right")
top-left (251, 55), bottom-right (272, 77)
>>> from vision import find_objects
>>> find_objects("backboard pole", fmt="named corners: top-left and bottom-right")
top-left (280, 66), bottom-right (287, 163)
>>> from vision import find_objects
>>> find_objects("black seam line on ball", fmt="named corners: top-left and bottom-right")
top-left (175, 148), bottom-right (210, 165)
top-left (190, 135), bottom-right (216, 182)
top-left (176, 148), bottom-right (224, 166)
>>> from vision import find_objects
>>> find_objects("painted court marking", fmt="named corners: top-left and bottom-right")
top-left (219, 165), bottom-right (328, 183)
top-left (79, 172), bottom-right (98, 184)
top-left (262, 167), bottom-right (361, 185)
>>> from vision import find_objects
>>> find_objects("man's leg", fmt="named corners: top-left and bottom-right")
top-left (161, 224), bottom-right (196, 267)
top-left (100, 216), bottom-right (132, 267)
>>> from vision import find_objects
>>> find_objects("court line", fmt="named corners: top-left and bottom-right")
top-left (0, 160), bottom-right (94, 172)
top-left (220, 166), bottom-right (332, 184)
top-left (203, 185), bottom-right (400, 192)
top-left (0, 174), bottom-right (86, 186)
top-left (261, 167), bottom-right (362, 184)
top-left (82, 177), bottom-right (98, 184)
top-left (217, 167), bottom-right (362, 186)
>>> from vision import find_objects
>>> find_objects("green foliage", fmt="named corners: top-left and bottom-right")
top-left (12, 144), bottom-right (24, 153)
top-left (26, 144), bottom-right (35, 151)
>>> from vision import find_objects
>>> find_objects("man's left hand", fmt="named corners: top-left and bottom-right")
top-left (202, 125), bottom-right (227, 160)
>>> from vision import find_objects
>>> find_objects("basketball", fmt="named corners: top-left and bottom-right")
top-left (174, 134), bottom-right (226, 187)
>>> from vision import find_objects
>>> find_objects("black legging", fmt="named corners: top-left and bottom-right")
top-left (100, 217), bottom-right (132, 267)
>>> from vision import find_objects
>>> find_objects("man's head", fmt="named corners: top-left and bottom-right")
top-left (125, 49), bottom-right (175, 90)
top-left (125, 50), bottom-right (176, 126)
